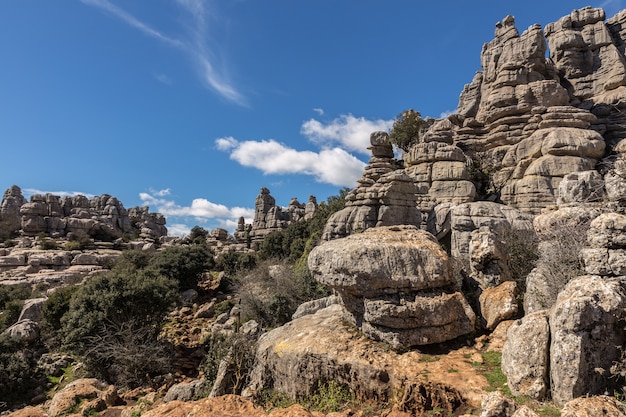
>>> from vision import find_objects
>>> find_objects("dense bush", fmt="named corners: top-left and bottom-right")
top-left (147, 244), bottom-right (215, 290)
top-left (215, 252), bottom-right (257, 276)
top-left (61, 267), bottom-right (180, 355)
top-left (0, 334), bottom-right (40, 409)
top-left (0, 284), bottom-right (33, 332)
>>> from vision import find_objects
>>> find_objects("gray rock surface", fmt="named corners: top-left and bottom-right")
top-left (549, 275), bottom-right (626, 405)
top-left (309, 225), bottom-right (475, 349)
top-left (322, 132), bottom-right (420, 240)
top-left (501, 310), bottom-right (550, 400)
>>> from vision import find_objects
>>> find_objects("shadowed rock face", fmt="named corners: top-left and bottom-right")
top-left (309, 225), bottom-right (475, 349)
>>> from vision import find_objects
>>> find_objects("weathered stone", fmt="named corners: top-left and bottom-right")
top-left (309, 225), bottom-right (475, 349)
top-left (323, 132), bottom-right (419, 240)
top-left (479, 391), bottom-right (517, 417)
top-left (17, 297), bottom-right (47, 323)
top-left (470, 227), bottom-right (512, 287)
top-left (164, 379), bottom-right (206, 403)
top-left (0, 185), bottom-right (26, 240)
top-left (549, 276), bottom-right (626, 405)
top-left (47, 378), bottom-right (111, 417)
top-left (3, 319), bottom-right (40, 343)
top-left (479, 281), bottom-right (519, 330)
top-left (501, 310), bottom-right (550, 400)
top-left (560, 395), bottom-right (626, 417)
top-left (557, 170), bottom-right (606, 204)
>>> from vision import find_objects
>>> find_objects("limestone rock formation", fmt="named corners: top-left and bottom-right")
top-left (244, 188), bottom-right (316, 244)
top-left (407, 7), bottom-right (626, 214)
top-left (322, 132), bottom-right (420, 240)
top-left (246, 303), bottom-right (485, 411)
top-left (581, 212), bottom-right (626, 276)
top-left (550, 275), bottom-right (626, 405)
top-left (501, 310), bottom-right (550, 400)
top-left (403, 126), bottom-right (476, 214)
top-left (0, 185), bottom-right (167, 241)
top-left (0, 185), bottom-right (26, 240)
top-left (308, 225), bottom-right (475, 349)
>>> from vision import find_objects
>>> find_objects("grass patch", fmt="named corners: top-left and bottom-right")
top-left (471, 351), bottom-right (510, 395)
top-left (258, 381), bottom-right (356, 414)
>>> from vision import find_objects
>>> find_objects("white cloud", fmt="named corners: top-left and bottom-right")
top-left (313, 108), bottom-right (324, 115)
top-left (167, 223), bottom-right (192, 237)
top-left (23, 188), bottom-right (95, 199)
top-left (219, 138), bottom-right (365, 187)
top-left (139, 191), bottom-right (254, 228)
top-left (82, 0), bottom-right (245, 105)
top-left (301, 114), bottom-right (394, 155)
top-left (439, 109), bottom-right (455, 118)
top-left (215, 136), bottom-right (239, 151)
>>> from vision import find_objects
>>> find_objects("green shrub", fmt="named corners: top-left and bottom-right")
top-left (42, 285), bottom-right (79, 331)
top-left (0, 334), bottom-right (40, 409)
top-left (0, 300), bottom-right (23, 332)
top-left (61, 267), bottom-right (180, 352)
top-left (215, 252), bottom-right (257, 276)
top-left (118, 249), bottom-right (150, 270)
top-left (60, 267), bottom-right (179, 387)
top-left (305, 381), bottom-right (355, 413)
top-left (502, 228), bottom-right (540, 294)
top-left (388, 109), bottom-right (426, 152)
top-left (147, 244), bottom-right (214, 290)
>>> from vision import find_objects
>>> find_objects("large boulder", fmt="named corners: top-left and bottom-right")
top-left (549, 275), bottom-right (626, 405)
top-left (501, 310), bottom-right (550, 400)
top-left (308, 225), bottom-right (475, 349)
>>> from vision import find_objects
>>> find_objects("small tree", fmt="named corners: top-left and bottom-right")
top-left (388, 109), bottom-right (425, 152)
top-left (147, 244), bottom-right (215, 290)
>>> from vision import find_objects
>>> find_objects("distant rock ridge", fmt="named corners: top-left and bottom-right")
top-left (0, 185), bottom-right (167, 241)
top-left (236, 187), bottom-right (317, 245)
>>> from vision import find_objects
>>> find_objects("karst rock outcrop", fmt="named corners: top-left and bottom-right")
top-left (237, 187), bottom-right (317, 245)
top-left (322, 132), bottom-right (420, 240)
top-left (308, 225), bottom-right (475, 349)
top-left (0, 185), bottom-right (167, 241)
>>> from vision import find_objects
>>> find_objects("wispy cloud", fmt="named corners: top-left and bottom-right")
top-left (600, 0), bottom-right (625, 17)
top-left (139, 190), bottom-right (254, 234)
top-left (313, 108), bottom-right (324, 116)
top-left (301, 114), bottom-right (393, 156)
top-left (153, 73), bottom-right (172, 85)
top-left (81, 0), bottom-right (245, 105)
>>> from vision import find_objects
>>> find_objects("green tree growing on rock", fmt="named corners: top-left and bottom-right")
top-left (388, 109), bottom-right (426, 152)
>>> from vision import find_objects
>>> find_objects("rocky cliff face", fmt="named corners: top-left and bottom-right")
top-left (0, 186), bottom-right (167, 241)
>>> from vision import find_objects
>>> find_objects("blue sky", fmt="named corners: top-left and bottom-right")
top-left (1, 0), bottom-right (624, 236)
